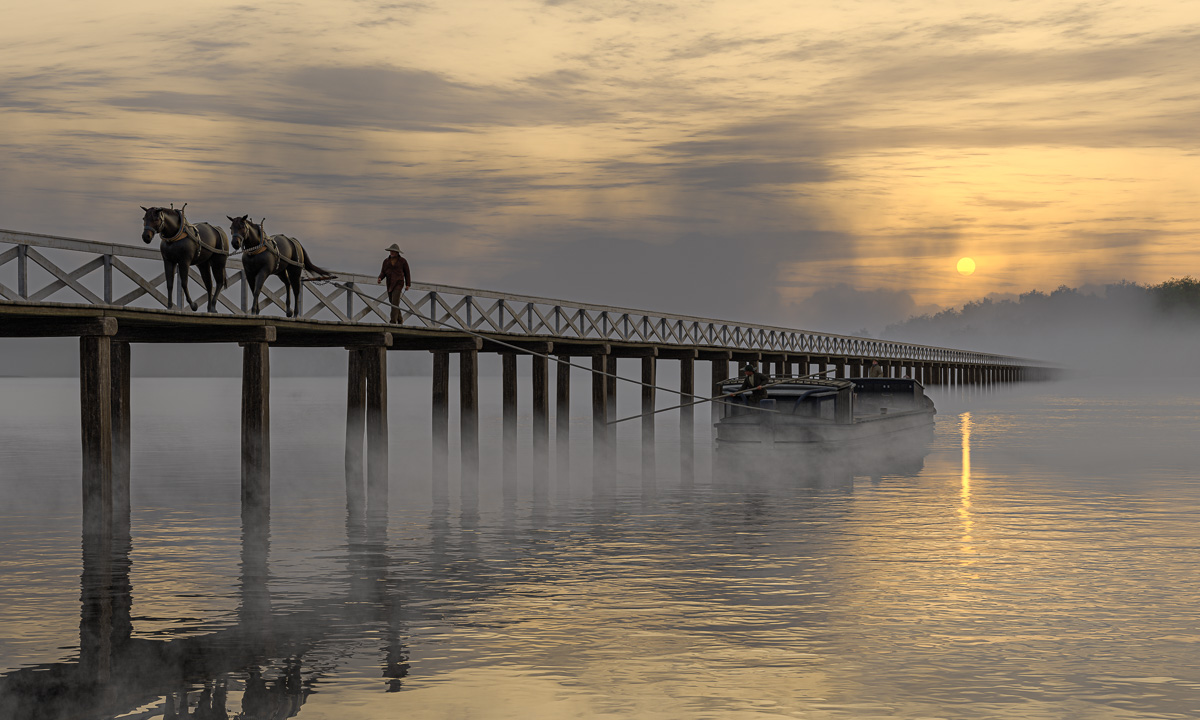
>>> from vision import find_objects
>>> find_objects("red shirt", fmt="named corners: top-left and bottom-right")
top-left (378, 255), bottom-right (410, 294)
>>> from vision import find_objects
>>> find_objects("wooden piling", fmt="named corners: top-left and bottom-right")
top-left (80, 334), bottom-right (113, 540)
top-left (345, 348), bottom-right (366, 515)
top-left (710, 357), bottom-right (727, 426)
top-left (606, 356), bottom-right (618, 475)
top-left (460, 348), bottom-right (480, 506)
top-left (556, 355), bottom-right (570, 488)
top-left (240, 340), bottom-right (270, 508)
top-left (364, 346), bottom-right (388, 518)
top-left (502, 352), bottom-right (518, 500)
top-left (680, 355), bottom-right (694, 486)
top-left (532, 354), bottom-right (549, 499)
top-left (431, 351), bottom-right (450, 504)
top-left (592, 353), bottom-right (609, 488)
top-left (110, 340), bottom-right (131, 529)
top-left (641, 355), bottom-right (656, 491)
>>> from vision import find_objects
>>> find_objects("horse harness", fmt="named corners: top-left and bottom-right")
top-left (239, 224), bottom-right (309, 270)
top-left (157, 205), bottom-right (230, 256)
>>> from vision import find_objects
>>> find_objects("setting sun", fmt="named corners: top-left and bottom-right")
top-left (957, 257), bottom-right (976, 276)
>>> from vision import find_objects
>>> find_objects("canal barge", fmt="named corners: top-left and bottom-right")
top-left (714, 377), bottom-right (936, 457)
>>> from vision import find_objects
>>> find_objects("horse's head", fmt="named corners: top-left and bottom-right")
top-left (228, 214), bottom-right (261, 251)
top-left (141, 206), bottom-right (163, 243)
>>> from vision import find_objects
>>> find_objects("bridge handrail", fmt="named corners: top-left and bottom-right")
top-left (0, 228), bottom-right (1037, 366)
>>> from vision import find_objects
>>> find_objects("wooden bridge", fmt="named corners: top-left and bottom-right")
top-left (0, 227), bottom-right (1052, 529)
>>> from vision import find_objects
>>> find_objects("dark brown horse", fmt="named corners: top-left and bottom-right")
top-left (141, 205), bottom-right (230, 312)
top-left (227, 215), bottom-right (332, 317)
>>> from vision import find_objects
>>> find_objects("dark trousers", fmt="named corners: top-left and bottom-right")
top-left (388, 285), bottom-right (404, 324)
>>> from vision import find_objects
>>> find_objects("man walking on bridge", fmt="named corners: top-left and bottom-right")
top-left (377, 243), bottom-right (411, 324)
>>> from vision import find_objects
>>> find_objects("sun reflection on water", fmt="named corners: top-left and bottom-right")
top-left (959, 412), bottom-right (975, 560)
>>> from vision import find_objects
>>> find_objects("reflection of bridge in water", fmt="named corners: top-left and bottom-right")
top-left (1, 501), bottom-right (469, 718)
top-left (0, 446), bottom-right (940, 720)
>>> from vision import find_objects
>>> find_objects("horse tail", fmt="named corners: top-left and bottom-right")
top-left (302, 248), bottom-right (333, 278)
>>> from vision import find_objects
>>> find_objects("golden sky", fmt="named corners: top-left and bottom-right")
top-left (2, 0), bottom-right (1198, 332)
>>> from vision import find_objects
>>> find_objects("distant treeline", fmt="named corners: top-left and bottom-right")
top-left (887, 276), bottom-right (1200, 337)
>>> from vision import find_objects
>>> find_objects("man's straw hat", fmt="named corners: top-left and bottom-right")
top-left (385, 243), bottom-right (403, 254)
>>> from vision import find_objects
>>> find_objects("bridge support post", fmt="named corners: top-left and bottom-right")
top-left (679, 355), bottom-right (695, 487)
top-left (432, 351), bottom-right (450, 506)
top-left (835, 358), bottom-right (846, 378)
top-left (364, 346), bottom-right (388, 520)
top-left (710, 356), bottom-right (728, 425)
top-left (460, 348), bottom-right (480, 510)
top-left (642, 355), bottom-right (656, 492)
top-left (346, 349), bottom-right (366, 516)
top-left (532, 354), bottom-right (549, 501)
top-left (81, 334), bottom-right (113, 541)
top-left (592, 353), bottom-right (610, 493)
top-left (502, 352), bottom-right (518, 502)
top-left (607, 357), bottom-right (618, 474)
top-left (110, 340), bottom-right (131, 529)
top-left (556, 355), bottom-right (571, 492)
top-left (241, 340), bottom-right (270, 509)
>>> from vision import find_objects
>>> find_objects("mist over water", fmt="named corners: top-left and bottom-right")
top-left (2, 374), bottom-right (1199, 719)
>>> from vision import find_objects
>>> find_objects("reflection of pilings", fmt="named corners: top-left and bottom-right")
top-left (78, 524), bottom-right (132, 691)
top-left (432, 351), bottom-right (449, 506)
top-left (460, 348), bottom-right (479, 508)
top-left (502, 352), bottom-right (518, 502)
top-left (532, 354), bottom-right (549, 501)
top-left (241, 341), bottom-right (270, 507)
top-left (79, 521), bottom-right (113, 684)
top-left (345, 349), bottom-right (365, 516)
top-left (641, 355), bottom-right (656, 491)
top-left (239, 500), bottom-right (271, 635)
top-left (555, 355), bottom-right (570, 492)
top-left (364, 346), bottom-right (388, 520)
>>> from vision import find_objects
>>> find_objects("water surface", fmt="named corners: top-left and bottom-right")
top-left (1, 376), bottom-right (1198, 719)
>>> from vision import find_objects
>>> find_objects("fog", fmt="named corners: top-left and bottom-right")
top-left (883, 284), bottom-right (1200, 377)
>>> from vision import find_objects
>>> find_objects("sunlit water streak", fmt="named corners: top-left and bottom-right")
top-left (1, 377), bottom-right (1199, 718)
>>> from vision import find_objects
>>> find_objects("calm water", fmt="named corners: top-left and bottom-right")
top-left (1, 375), bottom-right (1199, 719)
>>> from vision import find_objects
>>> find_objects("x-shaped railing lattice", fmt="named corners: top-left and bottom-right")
top-left (0, 228), bottom-right (1025, 366)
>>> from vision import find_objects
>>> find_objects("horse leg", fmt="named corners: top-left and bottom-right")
top-left (163, 259), bottom-right (176, 310)
top-left (292, 267), bottom-right (304, 317)
top-left (198, 264), bottom-right (215, 313)
top-left (285, 267), bottom-right (302, 318)
top-left (213, 258), bottom-right (227, 305)
top-left (179, 263), bottom-right (199, 312)
top-left (251, 269), bottom-right (268, 315)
